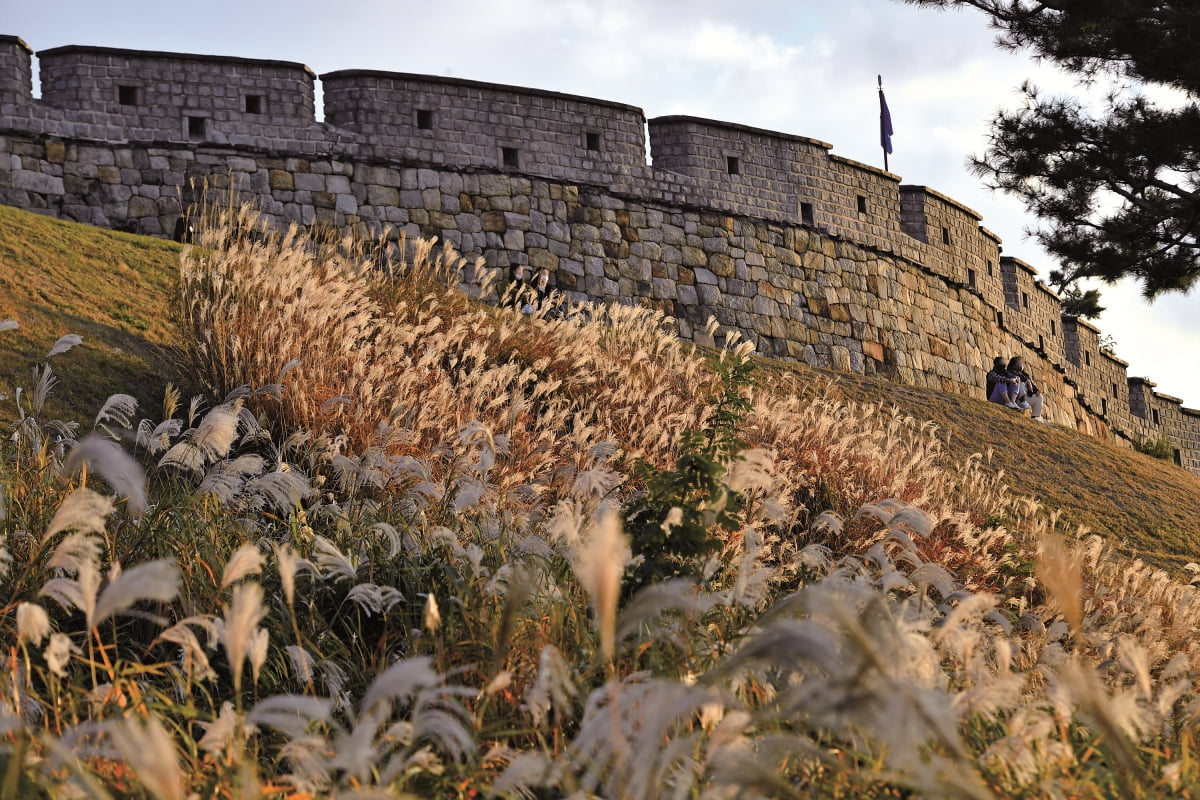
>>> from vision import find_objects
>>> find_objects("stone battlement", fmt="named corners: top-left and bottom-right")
top-left (1, 35), bottom-right (1197, 473)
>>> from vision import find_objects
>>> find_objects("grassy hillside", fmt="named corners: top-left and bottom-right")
top-left (785, 364), bottom-right (1200, 572)
top-left (0, 204), bottom-right (181, 421)
top-left (2, 203), bottom-right (1198, 572)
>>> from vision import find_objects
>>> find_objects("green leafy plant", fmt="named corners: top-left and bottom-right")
top-left (1136, 435), bottom-right (1175, 461)
top-left (622, 352), bottom-right (755, 593)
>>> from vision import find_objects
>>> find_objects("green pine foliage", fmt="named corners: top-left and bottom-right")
top-left (622, 354), bottom-right (754, 593)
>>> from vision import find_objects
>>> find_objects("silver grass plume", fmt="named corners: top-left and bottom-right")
top-left (65, 435), bottom-right (147, 515)
top-left (221, 542), bottom-right (265, 588)
top-left (221, 581), bottom-right (267, 695)
top-left (158, 616), bottom-right (218, 682)
top-left (42, 488), bottom-right (113, 543)
top-left (93, 393), bottom-right (138, 431)
top-left (16, 601), bottom-right (52, 646)
top-left (46, 334), bottom-right (83, 358)
top-left (108, 715), bottom-right (186, 800)
top-left (91, 558), bottom-right (179, 628)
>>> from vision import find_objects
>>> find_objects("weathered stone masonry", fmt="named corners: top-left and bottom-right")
top-left (2, 35), bottom-right (1198, 473)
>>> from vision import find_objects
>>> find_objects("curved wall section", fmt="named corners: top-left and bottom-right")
top-left (0, 35), bottom-right (1197, 474)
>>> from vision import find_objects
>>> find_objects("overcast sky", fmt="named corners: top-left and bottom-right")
top-left (7, 0), bottom-right (1198, 406)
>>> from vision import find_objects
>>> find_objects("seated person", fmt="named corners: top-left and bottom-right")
top-left (989, 372), bottom-right (1023, 409)
top-left (1006, 356), bottom-right (1047, 421)
top-left (985, 356), bottom-right (1007, 399)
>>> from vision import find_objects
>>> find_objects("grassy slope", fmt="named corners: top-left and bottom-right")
top-left (784, 363), bottom-right (1200, 571)
top-left (0, 204), bottom-right (182, 422)
top-left (2, 204), bottom-right (1198, 570)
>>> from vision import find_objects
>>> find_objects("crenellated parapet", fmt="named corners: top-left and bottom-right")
top-left (0, 35), bottom-right (1197, 473)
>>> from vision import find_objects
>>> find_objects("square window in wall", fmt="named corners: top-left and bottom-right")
top-left (244, 95), bottom-right (264, 114)
top-left (800, 202), bottom-right (815, 226)
top-left (968, 268), bottom-right (977, 289)
top-left (502, 147), bottom-right (520, 168)
top-left (417, 109), bottom-right (434, 129)
top-left (727, 155), bottom-right (740, 175)
top-left (586, 131), bottom-right (601, 151)
top-left (942, 227), bottom-right (951, 245)
top-left (117, 85), bottom-right (140, 106)
top-left (187, 116), bottom-right (207, 140)
top-left (856, 195), bottom-right (867, 214)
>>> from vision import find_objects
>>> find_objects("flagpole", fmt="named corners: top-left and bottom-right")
top-left (878, 75), bottom-right (890, 172)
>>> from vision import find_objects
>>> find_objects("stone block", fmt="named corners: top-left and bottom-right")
top-left (294, 171), bottom-right (324, 192)
top-left (44, 140), bottom-right (66, 164)
top-left (528, 249), bottom-right (558, 270)
top-left (708, 253), bottom-right (734, 277)
top-left (269, 170), bottom-right (293, 191)
top-left (96, 165), bottom-right (121, 185)
top-left (368, 185), bottom-right (399, 207)
top-left (127, 195), bottom-right (158, 218)
top-left (482, 211), bottom-right (506, 232)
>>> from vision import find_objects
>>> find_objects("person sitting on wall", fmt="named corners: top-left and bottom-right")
top-left (505, 263), bottom-right (531, 310)
top-left (986, 356), bottom-right (1007, 399)
top-left (1007, 356), bottom-right (1047, 422)
top-left (533, 266), bottom-right (554, 314)
top-left (989, 373), bottom-right (1023, 409)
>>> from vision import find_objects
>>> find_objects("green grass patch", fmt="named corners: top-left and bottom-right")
top-left (0, 205), bottom-right (182, 421)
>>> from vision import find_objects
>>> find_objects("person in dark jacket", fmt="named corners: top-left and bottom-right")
top-left (985, 356), bottom-right (1007, 399)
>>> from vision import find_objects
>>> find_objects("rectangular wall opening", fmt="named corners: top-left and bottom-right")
top-left (726, 155), bottom-right (740, 175)
top-left (187, 116), bottom-right (207, 140)
top-left (117, 85), bottom-right (140, 106)
top-left (502, 147), bottom-right (520, 168)
top-left (1112, 382), bottom-right (1119, 397)
top-left (1174, 449), bottom-right (1183, 466)
top-left (1022, 291), bottom-right (1029, 309)
top-left (417, 109), bottom-right (434, 129)
top-left (1153, 408), bottom-right (1160, 425)
top-left (244, 95), bottom-right (264, 114)
top-left (942, 227), bottom-right (951, 245)
top-left (856, 195), bottom-right (867, 214)
top-left (968, 268), bottom-right (977, 289)
top-left (586, 131), bottom-right (601, 151)
top-left (800, 202), bottom-right (815, 226)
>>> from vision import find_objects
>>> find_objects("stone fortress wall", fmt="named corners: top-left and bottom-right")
top-left (1, 34), bottom-right (1198, 473)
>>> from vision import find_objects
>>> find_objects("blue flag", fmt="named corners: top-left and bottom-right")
top-left (879, 86), bottom-right (894, 155)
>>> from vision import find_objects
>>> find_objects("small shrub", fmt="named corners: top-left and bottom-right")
top-left (1136, 435), bottom-right (1174, 460)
